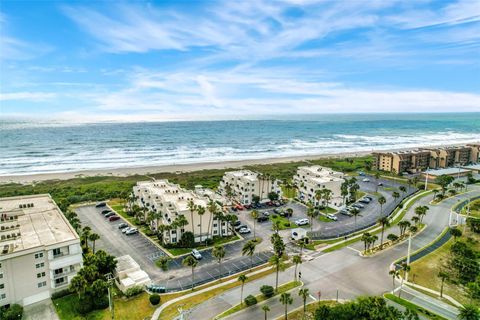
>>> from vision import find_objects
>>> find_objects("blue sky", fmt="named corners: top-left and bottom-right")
top-left (0, 0), bottom-right (479, 121)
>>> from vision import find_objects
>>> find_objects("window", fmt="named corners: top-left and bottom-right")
top-left (34, 252), bottom-right (44, 259)
top-left (37, 281), bottom-right (47, 288)
top-left (54, 268), bottom-right (63, 275)
top-left (37, 272), bottom-right (46, 278)
top-left (0, 293), bottom-right (5, 300)
top-left (0, 284), bottom-right (4, 289)
top-left (52, 248), bottom-right (61, 256)
top-left (35, 262), bottom-right (45, 269)
top-left (0, 273), bottom-right (3, 279)
top-left (55, 278), bottom-right (65, 285)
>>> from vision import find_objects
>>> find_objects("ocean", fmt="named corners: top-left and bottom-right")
top-left (1, 113), bottom-right (479, 176)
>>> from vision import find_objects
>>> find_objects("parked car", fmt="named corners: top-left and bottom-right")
top-left (235, 224), bottom-right (248, 231)
top-left (359, 198), bottom-right (371, 204)
top-left (266, 201), bottom-right (274, 206)
top-left (326, 214), bottom-right (338, 221)
top-left (257, 215), bottom-right (269, 222)
top-left (239, 227), bottom-right (251, 234)
top-left (122, 227), bottom-right (132, 234)
top-left (231, 207), bottom-right (238, 212)
top-left (191, 249), bottom-right (202, 260)
top-left (125, 228), bottom-right (138, 235)
top-left (364, 196), bottom-right (374, 201)
top-left (95, 202), bottom-right (106, 208)
top-left (244, 204), bottom-right (252, 209)
top-left (273, 208), bottom-right (281, 214)
top-left (101, 209), bottom-right (111, 214)
top-left (339, 209), bottom-right (352, 216)
top-left (274, 201), bottom-right (282, 207)
top-left (118, 223), bottom-right (128, 229)
top-left (378, 182), bottom-right (384, 186)
top-left (104, 212), bottom-right (115, 218)
top-left (362, 178), bottom-right (370, 182)
top-left (358, 171), bottom-right (365, 176)
top-left (263, 211), bottom-right (270, 216)
top-left (352, 203), bottom-right (365, 209)
top-left (233, 220), bottom-right (242, 227)
top-left (295, 218), bottom-right (309, 226)
top-left (109, 215), bottom-right (120, 222)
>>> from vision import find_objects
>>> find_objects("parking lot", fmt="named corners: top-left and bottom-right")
top-left (75, 205), bottom-right (273, 289)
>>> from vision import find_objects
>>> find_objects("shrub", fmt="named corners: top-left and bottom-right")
top-left (244, 294), bottom-right (257, 306)
top-left (144, 229), bottom-right (155, 236)
top-left (94, 295), bottom-right (110, 310)
top-left (125, 286), bottom-right (144, 298)
top-left (1, 304), bottom-right (23, 320)
top-left (260, 285), bottom-right (275, 298)
top-left (76, 297), bottom-right (94, 314)
top-left (149, 294), bottom-right (161, 305)
top-left (284, 222), bottom-right (291, 227)
top-left (179, 231), bottom-right (195, 247)
top-left (272, 214), bottom-right (278, 219)
top-left (51, 289), bottom-right (71, 299)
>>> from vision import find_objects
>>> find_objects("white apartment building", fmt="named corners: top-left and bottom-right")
top-left (133, 180), bottom-right (231, 244)
top-left (0, 195), bottom-right (82, 307)
top-left (293, 166), bottom-right (345, 209)
top-left (218, 170), bottom-right (282, 205)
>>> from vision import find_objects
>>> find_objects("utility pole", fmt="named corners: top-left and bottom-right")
top-left (424, 168), bottom-right (429, 191)
top-left (463, 198), bottom-right (471, 233)
top-left (106, 273), bottom-right (115, 320)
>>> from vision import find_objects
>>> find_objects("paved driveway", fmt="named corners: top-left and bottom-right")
top-left (23, 300), bottom-right (59, 320)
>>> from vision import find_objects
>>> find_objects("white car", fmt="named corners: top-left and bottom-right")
top-left (191, 249), bottom-right (202, 260)
top-left (327, 214), bottom-right (338, 221)
top-left (122, 227), bottom-right (132, 234)
top-left (362, 178), bottom-right (370, 182)
top-left (295, 218), bottom-right (309, 226)
top-left (239, 227), bottom-right (251, 234)
top-left (125, 228), bottom-right (138, 235)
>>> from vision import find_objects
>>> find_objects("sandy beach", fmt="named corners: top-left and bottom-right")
top-left (0, 151), bottom-right (373, 184)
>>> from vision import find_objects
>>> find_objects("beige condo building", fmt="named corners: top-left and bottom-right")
top-left (133, 180), bottom-right (232, 244)
top-left (0, 195), bottom-right (82, 307)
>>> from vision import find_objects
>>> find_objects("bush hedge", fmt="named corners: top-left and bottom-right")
top-left (260, 285), bottom-right (275, 298)
top-left (149, 294), bottom-right (161, 305)
top-left (244, 295), bottom-right (257, 306)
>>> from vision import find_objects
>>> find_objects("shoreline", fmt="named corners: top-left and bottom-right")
top-left (1, 141), bottom-right (477, 185)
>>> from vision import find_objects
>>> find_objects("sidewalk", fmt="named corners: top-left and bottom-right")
top-left (398, 286), bottom-right (459, 320)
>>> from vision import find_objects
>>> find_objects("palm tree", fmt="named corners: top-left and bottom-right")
top-left (187, 200), bottom-right (196, 234)
top-left (213, 210), bottom-right (224, 238)
top-left (81, 226), bottom-right (91, 250)
top-left (361, 232), bottom-right (371, 252)
top-left (285, 208), bottom-right (293, 223)
top-left (350, 207), bottom-right (361, 230)
top-left (399, 185), bottom-right (407, 197)
top-left (411, 216), bottom-right (420, 226)
top-left (292, 255), bottom-right (302, 282)
top-left (69, 274), bottom-right (88, 299)
top-left (298, 288), bottom-right (309, 316)
top-left (156, 256), bottom-right (170, 272)
top-left (280, 292), bottom-right (293, 320)
top-left (389, 269), bottom-right (399, 292)
top-left (242, 240), bottom-right (257, 270)
top-left (314, 189), bottom-right (323, 208)
top-left (374, 171), bottom-right (381, 192)
top-left (322, 189), bottom-right (333, 209)
top-left (273, 220), bottom-right (281, 234)
top-left (251, 210), bottom-right (259, 240)
top-left (197, 205), bottom-right (206, 243)
top-left (398, 220), bottom-right (411, 236)
top-left (212, 245), bottom-right (226, 275)
top-left (207, 200), bottom-right (217, 240)
top-left (306, 206), bottom-right (315, 233)
top-left (269, 254), bottom-right (285, 292)
top-left (377, 216), bottom-right (390, 248)
top-left (182, 255), bottom-right (198, 291)
top-left (238, 274), bottom-right (248, 305)
top-left (369, 234), bottom-right (378, 250)
top-left (174, 215), bottom-right (189, 241)
top-left (438, 270), bottom-right (449, 298)
top-left (458, 305), bottom-right (480, 320)
top-left (262, 305), bottom-right (270, 320)
top-left (88, 233), bottom-right (100, 254)
top-left (378, 195), bottom-right (386, 215)
top-left (412, 176), bottom-right (419, 188)
top-left (398, 262), bottom-right (410, 298)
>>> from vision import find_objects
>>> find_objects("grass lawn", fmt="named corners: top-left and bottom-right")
top-left (384, 294), bottom-right (447, 320)
top-left (409, 228), bottom-right (480, 306)
top-left (108, 199), bottom-right (136, 225)
top-left (462, 199), bottom-right (480, 218)
top-left (270, 214), bottom-right (298, 230)
top-left (280, 300), bottom-right (338, 320)
top-left (319, 206), bottom-right (337, 214)
top-left (216, 281), bottom-right (301, 318)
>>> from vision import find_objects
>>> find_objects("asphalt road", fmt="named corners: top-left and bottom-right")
top-left (181, 184), bottom-right (480, 320)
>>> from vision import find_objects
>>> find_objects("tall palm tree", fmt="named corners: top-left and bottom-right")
top-left (238, 274), bottom-right (248, 305)
top-left (298, 288), bottom-right (310, 316)
top-left (212, 245), bottom-right (226, 275)
top-left (157, 256), bottom-right (171, 272)
top-left (88, 233), bottom-right (100, 254)
top-left (69, 274), bottom-right (88, 299)
top-left (378, 195), bottom-right (386, 215)
top-left (322, 189), bottom-right (333, 209)
top-left (438, 270), bottom-right (449, 298)
top-left (350, 207), bottom-right (361, 230)
top-left (187, 200), bottom-right (196, 234)
top-left (398, 220), bottom-right (411, 236)
top-left (392, 191), bottom-right (400, 204)
top-left (251, 210), bottom-right (259, 240)
top-left (81, 226), bottom-right (91, 251)
top-left (242, 240), bottom-right (257, 270)
top-left (213, 210), bottom-right (224, 238)
top-left (377, 216), bottom-right (390, 248)
top-left (182, 255), bottom-right (198, 291)
top-left (389, 269), bottom-right (399, 292)
top-left (285, 208), bottom-right (293, 223)
top-left (375, 171), bottom-right (381, 192)
top-left (361, 232), bottom-right (371, 252)
top-left (174, 215), bottom-right (189, 241)
top-left (262, 305), bottom-right (270, 320)
top-left (306, 206), bottom-right (315, 233)
top-left (398, 262), bottom-right (410, 298)
top-left (207, 200), bottom-right (217, 240)
top-left (399, 186), bottom-right (407, 198)
top-left (280, 292), bottom-right (293, 320)
top-left (269, 254), bottom-right (284, 292)
top-left (292, 255), bottom-right (302, 282)
top-left (197, 205), bottom-right (206, 243)
top-left (314, 189), bottom-right (323, 208)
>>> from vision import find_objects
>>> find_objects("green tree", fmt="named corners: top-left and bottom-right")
top-left (212, 245), bottom-right (226, 274)
top-left (377, 216), bottom-right (390, 249)
top-left (292, 255), bottom-right (302, 282)
top-left (398, 220), bottom-right (411, 236)
top-left (187, 199), bottom-right (196, 234)
top-left (399, 263), bottom-right (411, 298)
top-left (70, 274), bottom-right (88, 299)
top-left (350, 207), bottom-right (361, 230)
top-left (182, 255), bottom-right (198, 291)
top-left (88, 233), bottom-right (100, 254)
top-left (389, 269), bottom-right (400, 292)
top-left (458, 305), bottom-right (480, 320)
top-left (197, 205), bottom-right (206, 243)
top-left (156, 256), bottom-right (171, 272)
top-left (438, 270), bottom-right (449, 298)
top-left (251, 210), bottom-right (259, 240)
top-left (242, 240), bottom-right (257, 270)
top-left (269, 254), bottom-right (285, 292)
top-left (392, 191), bottom-right (400, 204)
top-left (238, 274), bottom-right (248, 306)
top-left (299, 287), bottom-right (310, 316)
top-left (262, 305), bottom-right (270, 320)
top-left (378, 195), bottom-right (386, 215)
top-left (450, 227), bottom-right (462, 241)
top-left (280, 292), bottom-right (293, 320)
top-left (434, 175), bottom-right (454, 196)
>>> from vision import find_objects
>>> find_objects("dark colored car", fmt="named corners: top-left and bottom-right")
top-left (109, 215), bottom-right (120, 222)
top-left (233, 220), bottom-right (242, 227)
top-left (118, 223), bottom-right (128, 229)
top-left (257, 215), bottom-right (269, 222)
top-left (95, 202), bottom-right (106, 208)
top-left (101, 209), bottom-right (111, 214)
top-left (235, 224), bottom-right (248, 231)
top-left (104, 212), bottom-right (115, 218)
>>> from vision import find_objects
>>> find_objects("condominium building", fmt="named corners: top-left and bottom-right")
top-left (0, 195), bottom-right (82, 307)
top-left (133, 180), bottom-right (231, 244)
top-left (218, 170), bottom-right (282, 205)
top-left (374, 144), bottom-right (479, 174)
top-left (293, 166), bottom-right (345, 209)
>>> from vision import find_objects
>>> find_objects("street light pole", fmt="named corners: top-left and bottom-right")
top-left (424, 168), bottom-right (429, 191)
top-left (105, 273), bottom-right (115, 320)
top-left (405, 232), bottom-right (412, 282)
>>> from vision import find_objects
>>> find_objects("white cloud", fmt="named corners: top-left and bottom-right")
top-left (0, 92), bottom-right (57, 101)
